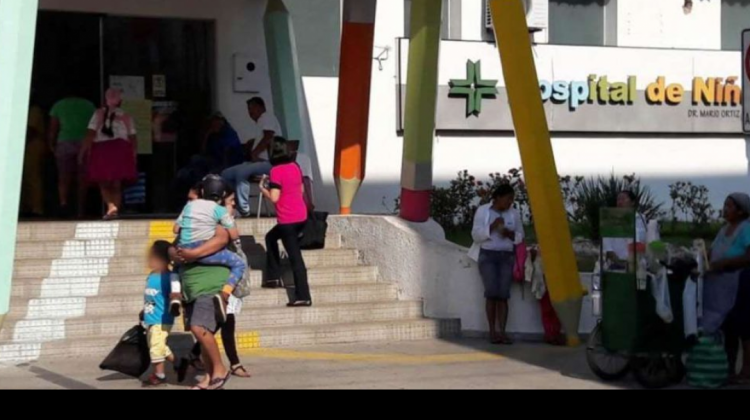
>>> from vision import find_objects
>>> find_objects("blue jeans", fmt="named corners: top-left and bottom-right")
top-left (221, 161), bottom-right (273, 215)
top-left (180, 241), bottom-right (247, 290)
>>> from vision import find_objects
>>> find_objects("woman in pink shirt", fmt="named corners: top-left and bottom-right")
top-left (259, 137), bottom-right (311, 307)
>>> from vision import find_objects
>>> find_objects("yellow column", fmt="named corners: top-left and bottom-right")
top-left (489, 0), bottom-right (582, 346)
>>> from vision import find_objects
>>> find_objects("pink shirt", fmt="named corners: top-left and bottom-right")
top-left (269, 163), bottom-right (308, 225)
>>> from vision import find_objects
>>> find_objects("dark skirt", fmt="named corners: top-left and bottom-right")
top-left (723, 270), bottom-right (750, 340)
top-left (87, 139), bottom-right (137, 184)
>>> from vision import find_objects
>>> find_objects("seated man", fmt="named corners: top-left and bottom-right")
top-left (222, 97), bottom-right (282, 217)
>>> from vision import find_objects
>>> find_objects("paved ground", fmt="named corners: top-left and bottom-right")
top-left (0, 339), bottom-right (747, 390)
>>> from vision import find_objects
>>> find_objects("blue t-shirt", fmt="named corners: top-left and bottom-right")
top-left (176, 199), bottom-right (235, 246)
top-left (143, 271), bottom-right (176, 327)
top-left (713, 222), bottom-right (750, 259)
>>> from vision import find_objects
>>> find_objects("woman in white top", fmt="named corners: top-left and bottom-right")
top-left (469, 185), bottom-right (525, 345)
top-left (79, 88), bottom-right (138, 220)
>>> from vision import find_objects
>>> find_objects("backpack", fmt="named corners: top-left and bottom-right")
top-left (228, 239), bottom-right (252, 299)
top-left (299, 212), bottom-right (329, 251)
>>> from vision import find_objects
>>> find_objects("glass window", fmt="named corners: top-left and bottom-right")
top-left (722, 0), bottom-right (750, 50)
top-left (549, 0), bottom-right (607, 46)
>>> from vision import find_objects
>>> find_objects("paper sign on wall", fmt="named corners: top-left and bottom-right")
top-left (110, 76), bottom-right (145, 100)
top-left (153, 75), bottom-right (167, 98)
top-left (121, 99), bottom-right (153, 155)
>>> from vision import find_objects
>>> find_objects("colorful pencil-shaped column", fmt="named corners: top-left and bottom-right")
top-left (264, 0), bottom-right (306, 151)
top-left (399, 0), bottom-right (442, 223)
top-left (334, 0), bottom-right (378, 215)
top-left (0, 0), bottom-right (39, 331)
top-left (489, 0), bottom-right (583, 346)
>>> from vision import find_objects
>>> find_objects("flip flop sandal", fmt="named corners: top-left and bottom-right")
top-left (102, 213), bottom-right (119, 221)
top-left (207, 373), bottom-right (232, 390)
top-left (231, 365), bottom-right (252, 378)
top-left (191, 384), bottom-right (208, 391)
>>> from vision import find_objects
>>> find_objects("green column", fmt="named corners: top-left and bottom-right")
top-left (399, 0), bottom-right (442, 222)
top-left (0, 0), bottom-right (39, 331)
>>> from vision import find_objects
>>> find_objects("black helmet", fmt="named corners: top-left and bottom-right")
top-left (201, 174), bottom-right (226, 202)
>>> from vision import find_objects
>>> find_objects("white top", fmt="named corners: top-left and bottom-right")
top-left (87, 108), bottom-right (136, 143)
top-left (238, 112), bottom-right (283, 161)
top-left (468, 203), bottom-right (525, 261)
top-left (602, 212), bottom-right (648, 260)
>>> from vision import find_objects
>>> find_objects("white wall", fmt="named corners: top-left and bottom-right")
top-left (618, 0), bottom-right (722, 50)
top-left (329, 215), bottom-right (597, 336)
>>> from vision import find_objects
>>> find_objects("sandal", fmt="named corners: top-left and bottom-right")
top-left (102, 212), bottom-right (119, 221)
top-left (231, 365), bottom-right (252, 378)
top-left (207, 373), bottom-right (232, 390)
top-left (191, 384), bottom-right (208, 391)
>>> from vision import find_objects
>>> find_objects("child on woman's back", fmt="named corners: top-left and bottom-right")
top-left (169, 175), bottom-right (246, 320)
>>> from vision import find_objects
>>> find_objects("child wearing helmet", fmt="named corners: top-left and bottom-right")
top-left (170, 174), bottom-right (247, 319)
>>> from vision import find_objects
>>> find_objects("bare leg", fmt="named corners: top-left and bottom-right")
top-left (76, 173), bottom-right (88, 218)
top-left (191, 326), bottom-right (227, 387)
top-left (58, 170), bottom-right (72, 209)
top-left (111, 181), bottom-right (122, 212)
top-left (486, 299), bottom-right (499, 343)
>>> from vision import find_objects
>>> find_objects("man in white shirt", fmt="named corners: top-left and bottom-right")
top-left (222, 97), bottom-right (283, 217)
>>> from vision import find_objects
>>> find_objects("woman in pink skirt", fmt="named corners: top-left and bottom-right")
top-left (79, 88), bottom-right (138, 220)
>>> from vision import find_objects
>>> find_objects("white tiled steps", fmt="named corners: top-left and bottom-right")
top-left (8, 283), bottom-right (401, 319)
top-left (0, 319), bottom-right (461, 360)
top-left (15, 219), bottom-right (288, 242)
top-left (1, 301), bottom-right (427, 343)
top-left (13, 235), bottom-right (342, 260)
top-left (12, 249), bottom-right (360, 279)
top-left (10, 266), bottom-right (380, 299)
top-left (2, 219), bottom-right (462, 364)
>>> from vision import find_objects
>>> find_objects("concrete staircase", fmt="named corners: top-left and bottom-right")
top-left (0, 219), bottom-right (460, 363)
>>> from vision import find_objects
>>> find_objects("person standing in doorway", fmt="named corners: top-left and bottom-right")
top-left (22, 101), bottom-right (48, 218)
top-left (260, 138), bottom-right (311, 307)
top-left (48, 94), bottom-right (96, 218)
top-left (80, 88), bottom-right (138, 220)
top-left (468, 185), bottom-right (525, 345)
top-left (222, 97), bottom-right (283, 217)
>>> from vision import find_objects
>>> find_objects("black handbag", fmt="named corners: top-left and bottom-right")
top-left (99, 325), bottom-right (151, 378)
top-left (299, 212), bottom-right (328, 250)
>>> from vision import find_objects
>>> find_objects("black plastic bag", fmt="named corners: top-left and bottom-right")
top-left (99, 325), bottom-right (151, 378)
top-left (299, 212), bottom-right (328, 250)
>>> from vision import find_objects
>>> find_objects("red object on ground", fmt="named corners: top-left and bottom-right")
top-left (540, 292), bottom-right (563, 343)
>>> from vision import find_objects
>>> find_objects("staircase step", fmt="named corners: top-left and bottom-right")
top-left (0, 301), bottom-right (425, 342)
top-left (10, 266), bottom-right (379, 299)
top-left (16, 219), bottom-right (293, 242)
top-left (0, 319), bottom-right (461, 362)
top-left (12, 249), bottom-right (360, 280)
top-left (13, 235), bottom-right (342, 260)
top-left (8, 284), bottom-right (400, 319)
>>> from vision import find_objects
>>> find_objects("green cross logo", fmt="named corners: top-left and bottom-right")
top-left (449, 60), bottom-right (498, 117)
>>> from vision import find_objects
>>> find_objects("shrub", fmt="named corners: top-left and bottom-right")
top-left (669, 181), bottom-right (716, 233)
top-left (572, 174), bottom-right (664, 240)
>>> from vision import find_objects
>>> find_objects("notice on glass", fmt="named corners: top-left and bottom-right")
top-left (110, 76), bottom-right (146, 100)
top-left (121, 99), bottom-right (153, 155)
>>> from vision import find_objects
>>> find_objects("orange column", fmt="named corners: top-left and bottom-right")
top-left (334, 0), bottom-right (378, 215)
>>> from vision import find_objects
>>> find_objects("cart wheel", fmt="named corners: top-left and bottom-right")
top-left (586, 323), bottom-right (631, 381)
top-left (632, 354), bottom-right (684, 389)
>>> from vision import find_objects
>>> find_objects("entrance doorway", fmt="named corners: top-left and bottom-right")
top-left (25, 10), bottom-right (215, 220)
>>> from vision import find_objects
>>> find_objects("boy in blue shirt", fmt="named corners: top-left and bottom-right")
top-left (142, 241), bottom-right (187, 387)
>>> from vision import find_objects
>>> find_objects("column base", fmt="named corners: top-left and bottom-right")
top-left (399, 188), bottom-right (431, 222)
top-left (551, 297), bottom-right (583, 347)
